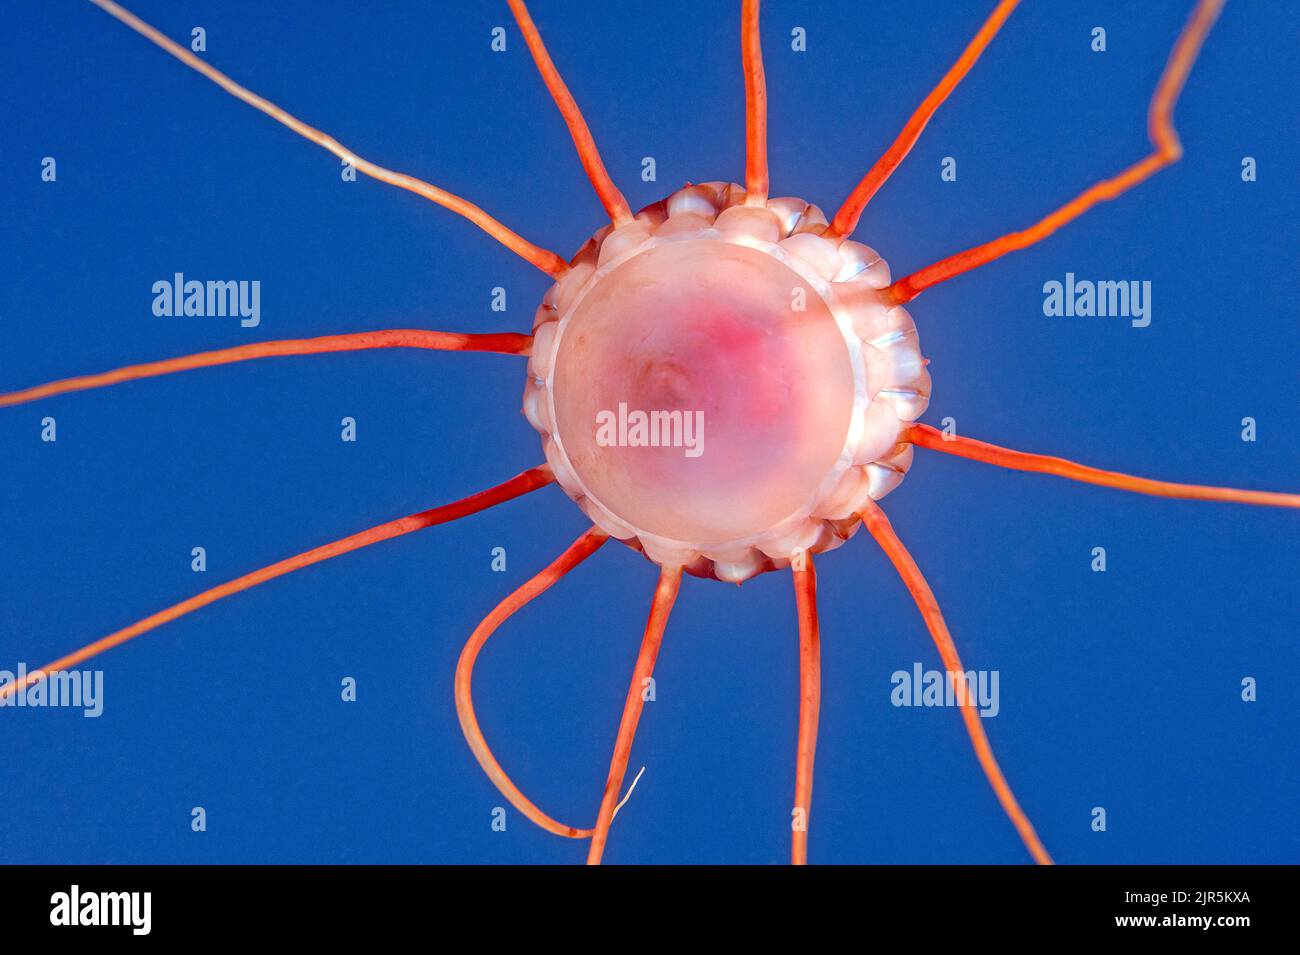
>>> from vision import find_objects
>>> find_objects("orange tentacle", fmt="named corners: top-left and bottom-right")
top-left (741, 0), bottom-right (769, 205)
top-left (791, 555), bottom-right (820, 865)
top-left (908, 423), bottom-right (1300, 509)
top-left (85, 0), bottom-right (568, 276)
top-left (506, 0), bottom-right (633, 227)
top-left (860, 500), bottom-right (1053, 865)
top-left (826, 0), bottom-right (1020, 241)
top-left (454, 526), bottom-right (608, 839)
top-left (586, 565), bottom-right (683, 864)
top-left (887, 0), bottom-right (1224, 303)
top-left (0, 467), bottom-right (554, 702)
top-left (0, 330), bottom-right (531, 409)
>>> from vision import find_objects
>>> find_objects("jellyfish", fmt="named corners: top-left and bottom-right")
top-left (3, 0), bottom-right (1292, 865)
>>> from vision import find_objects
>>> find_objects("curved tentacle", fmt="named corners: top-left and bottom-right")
top-left (0, 330), bottom-right (531, 408)
top-left (586, 564), bottom-right (683, 864)
top-left (506, 0), bottom-right (633, 226)
top-left (908, 424), bottom-right (1300, 509)
top-left (741, 0), bottom-right (769, 205)
top-left (791, 554), bottom-right (820, 865)
top-left (886, 0), bottom-right (1224, 303)
top-left (825, 0), bottom-right (1020, 240)
top-left (859, 500), bottom-right (1053, 865)
top-left (454, 526), bottom-right (609, 839)
top-left (0, 467), bottom-right (554, 702)
top-left (85, 0), bottom-right (568, 276)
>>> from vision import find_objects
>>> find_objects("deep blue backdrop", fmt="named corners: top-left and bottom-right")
top-left (2, 0), bottom-right (1295, 864)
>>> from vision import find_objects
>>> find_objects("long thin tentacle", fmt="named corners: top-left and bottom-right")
top-left (908, 423), bottom-right (1300, 509)
top-left (505, 0), bottom-right (633, 227)
top-left (886, 0), bottom-right (1224, 303)
top-left (454, 526), bottom-right (609, 839)
top-left (859, 500), bottom-right (1053, 865)
top-left (791, 554), bottom-right (820, 865)
top-left (741, 0), bottom-right (769, 206)
top-left (85, 0), bottom-right (568, 276)
top-left (0, 330), bottom-right (531, 409)
top-left (825, 0), bottom-right (1020, 241)
top-left (0, 467), bottom-right (554, 702)
top-left (586, 565), bottom-right (683, 864)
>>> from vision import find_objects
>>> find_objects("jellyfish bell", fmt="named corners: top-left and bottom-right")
top-left (525, 182), bottom-right (932, 582)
